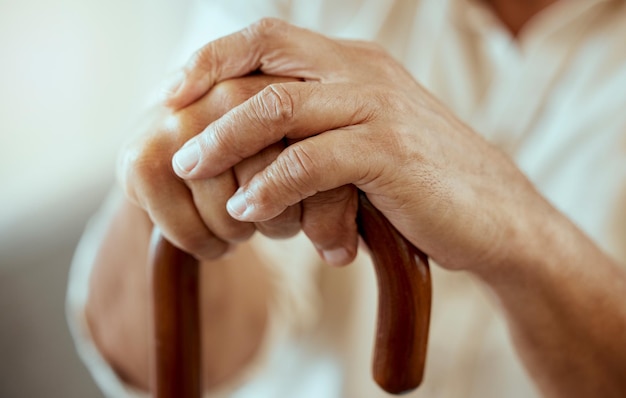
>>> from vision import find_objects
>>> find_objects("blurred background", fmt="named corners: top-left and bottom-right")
top-left (0, 0), bottom-right (189, 395)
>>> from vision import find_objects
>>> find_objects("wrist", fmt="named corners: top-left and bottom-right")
top-left (470, 194), bottom-right (562, 291)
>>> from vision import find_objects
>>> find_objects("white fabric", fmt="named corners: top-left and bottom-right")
top-left (67, 190), bottom-right (149, 398)
top-left (67, 0), bottom-right (626, 397)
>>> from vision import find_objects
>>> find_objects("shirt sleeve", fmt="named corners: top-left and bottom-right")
top-left (65, 190), bottom-right (148, 398)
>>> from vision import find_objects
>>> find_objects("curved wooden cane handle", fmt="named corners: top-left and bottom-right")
top-left (357, 191), bottom-right (431, 394)
top-left (149, 192), bottom-right (432, 397)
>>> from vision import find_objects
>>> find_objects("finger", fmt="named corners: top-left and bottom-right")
top-left (226, 127), bottom-right (380, 223)
top-left (301, 186), bottom-right (359, 267)
top-left (181, 75), bottom-right (302, 242)
top-left (234, 142), bottom-right (302, 239)
top-left (186, 170), bottom-right (256, 244)
top-left (119, 129), bottom-right (230, 260)
top-left (137, 176), bottom-right (230, 260)
top-left (172, 82), bottom-right (377, 179)
top-left (166, 18), bottom-right (345, 109)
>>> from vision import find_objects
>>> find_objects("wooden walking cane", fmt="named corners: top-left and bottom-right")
top-left (149, 191), bottom-right (432, 397)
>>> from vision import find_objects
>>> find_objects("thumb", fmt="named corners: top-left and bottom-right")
top-left (166, 18), bottom-right (344, 109)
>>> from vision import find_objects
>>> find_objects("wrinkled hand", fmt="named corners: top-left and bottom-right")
top-left (162, 19), bottom-right (547, 272)
top-left (118, 75), bottom-right (315, 261)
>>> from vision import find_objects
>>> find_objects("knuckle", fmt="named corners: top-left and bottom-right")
top-left (305, 186), bottom-right (354, 206)
top-left (179, 232), bottom-right (208, 254)
top-left (202, 117), bottom-right (241, 159)
top-left (301, 188), bottom-right (357, 248)
top-left (189, 43), bottom-right (218, 73)
top-left (246, 17), bottom-right (286, 39)
top-left (119, 136), bottom-right (169, 196)
top-left (304, 229), bottom-right (339, 249)
top-left (301, 216), bottom-right (342, 248)
top-left (170, 109), bottom-right (207, 137)
top-left (371, 86), bottom-right (393, 109)
top-left (214, 221), bottom-right (255, 243)
top-left (134, 142), bottom-right (167, 177)
top-left (256, 206), bottom-right (301, 239)
top-left (255, 83), bottom-right (295, 124)
top-left (274, 145), bottom-right (318, 195)
top-left (211, 79), bottom-right (256, 109)
top-left (179, 232), bottom-right (228, 259)
top-left (371, 85), bottom-right (405, 114)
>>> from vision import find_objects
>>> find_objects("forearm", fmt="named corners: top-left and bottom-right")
top-left (476, 198), bottom-right (626, 397)
top-left (84, 198), bottom-right (271, 391)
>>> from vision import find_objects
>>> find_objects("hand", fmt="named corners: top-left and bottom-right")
top-left (118, 75), bottom-right (308, 260)
top-left (166, 19), bottom-right (548, 272)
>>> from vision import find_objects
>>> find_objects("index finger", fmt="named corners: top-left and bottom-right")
top-left (166, 18), bottom-right (345, 109)
top-left (171, 81), bottom-right (375, 179)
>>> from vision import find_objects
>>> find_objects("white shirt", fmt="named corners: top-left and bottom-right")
top-left (67, 0), bottom-right (626, 397)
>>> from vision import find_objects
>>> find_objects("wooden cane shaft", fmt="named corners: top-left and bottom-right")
top-left (149, 229), bottom-right (201, 398)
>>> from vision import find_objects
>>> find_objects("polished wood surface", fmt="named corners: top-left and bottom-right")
top-left (149, 229), bottom-right (201, 398)
top-left (149, 193), bottom-right (432, 396)
top-left (357, 192), bottom-right (431, 394)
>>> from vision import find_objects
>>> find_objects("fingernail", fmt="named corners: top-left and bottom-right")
top-left (322, 248), bottom-right (350, 266)
top-left (173, 141), bottom-right (200, 174)
top-left (227, 188), bottom-right (250, 218)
